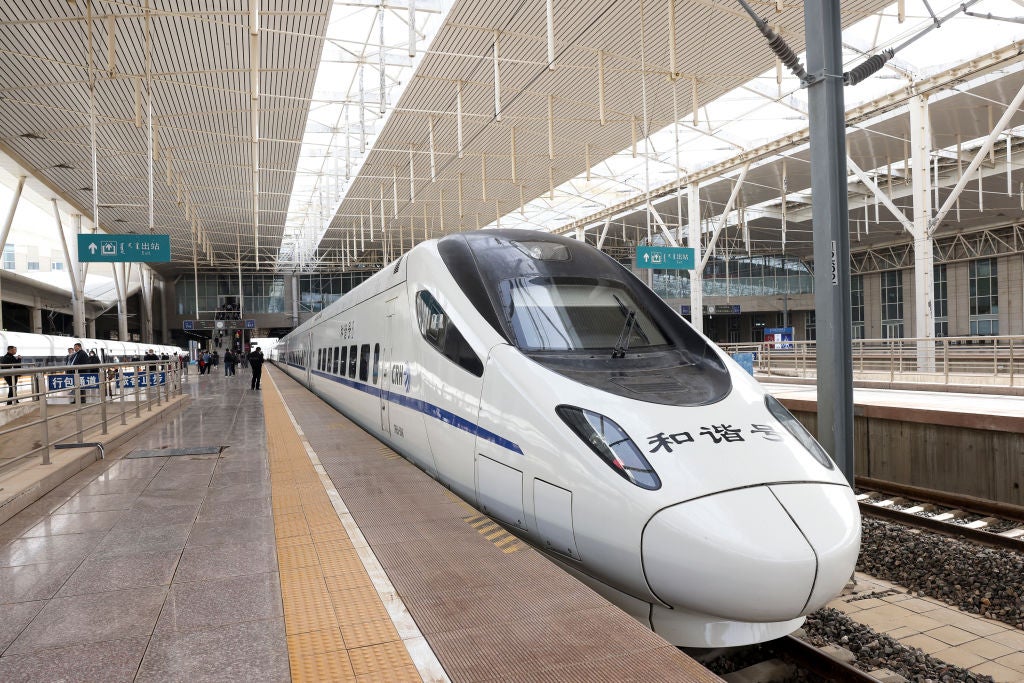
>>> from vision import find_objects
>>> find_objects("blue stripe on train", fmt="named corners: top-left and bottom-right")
top-left (283, 362), bottom-right (523, 455)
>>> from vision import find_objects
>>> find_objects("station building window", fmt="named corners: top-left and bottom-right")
top-left (804, 311), bottom-right (816, 341)
top-left (933, 264), bottom-right (948, 337)
top-left (881, 270), bottom-right (904, 339)
top-left (1, 244), bottom-right (14, 270)
top-left (969, 258), bottom-right (998, 336)
top-left (851, 275), bottom-right (865, 339)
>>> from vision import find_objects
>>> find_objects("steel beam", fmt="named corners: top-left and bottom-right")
top-left (804, 0), bottom-right (854, 484)
top-left (687, 183), bottom-right (703, 335)
top-left (699, 164), bottom-right (749, 270)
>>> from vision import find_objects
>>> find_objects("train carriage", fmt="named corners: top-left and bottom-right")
top-left (273, 229), bottom-right (861, 648)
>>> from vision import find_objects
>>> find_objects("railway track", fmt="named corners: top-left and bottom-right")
top-left (706, 635), bottom-right (878, 682)
top-left (856, 476), bottom-right (1024, 550)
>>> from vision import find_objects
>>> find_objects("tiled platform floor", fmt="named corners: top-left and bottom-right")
top-left (0, 369), bottom-right (289, 682)
top-left (830, 573), bottom-right (1024, 682)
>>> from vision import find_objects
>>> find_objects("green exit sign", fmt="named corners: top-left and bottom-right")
top-left (78, 234), bottom-right (171, 262)
top-left (635, 245), bottom-right (695, 270)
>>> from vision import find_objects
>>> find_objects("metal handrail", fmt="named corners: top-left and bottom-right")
top-left (0, 360), bottom-right (185, 474)
top-left (722, 334), bottom-right (1024, 388)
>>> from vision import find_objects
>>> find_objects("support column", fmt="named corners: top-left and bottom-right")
top-left (88, 318), bottom-right (96, 338)
top-left (909, 95), bottom-right (936, 372)
top-left (687, 183), bottom-right (703, 335)
top-left (804, 0), bottom-right (854, 484)
top-left (291, 272), bottom-right (299, 327)
top-left (141, 267), bottom-right (154, 343)
top-left (54, 206), bottom-right (87, 338)
top-left (31, 306), bottom-right (42, 334)
top-left (115, 262), bottom-right (129, 342)
top-left (0, 176), bottom-right (25, 331)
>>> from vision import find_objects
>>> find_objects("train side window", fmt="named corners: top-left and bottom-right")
top-left (331, 346), bottom-right (338, 374)
top-left (372, 344), bottom-right (380, 384)
top-left (348, 345), bottom-right (357, 377)
top-left (415, 290), bottom-right (483, 377)
top-left (339, 346), bottom-right (347, 375)
top-left (317, 349), bottom-right (322, 371)
top-left (359, 344), bottom-right (370, 382)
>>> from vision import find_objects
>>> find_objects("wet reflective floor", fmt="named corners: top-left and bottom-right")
top-left (0, 369), bottom-right (288, 682)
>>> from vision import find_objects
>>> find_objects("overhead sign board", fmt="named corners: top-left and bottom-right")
top-left (78, 234), bottom-right (171, 262)
top-left (681, 304), bottom-right (742, 316)
top-left (636, 245), bottom-right (695, 270)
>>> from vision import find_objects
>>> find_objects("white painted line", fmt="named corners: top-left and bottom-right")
top-left (269, 375), bottom-right (450, 683)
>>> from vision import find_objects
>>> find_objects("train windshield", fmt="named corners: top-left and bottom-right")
top-left (499, 277), bottom-right (669, 352)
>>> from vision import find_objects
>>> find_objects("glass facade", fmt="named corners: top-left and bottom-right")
top-left (851, 275), bottom-right (864, 339)
top-left (881, 270), bottom-right (904, 338)
top-left (933, 264), bottom-right (948, 337)
top-left (804, 310), bottom-right (816, 341)
top-left (298, 273), bottom-right (372, 313)
top-left (2, 244), bottom-right (14, 270)
top-left (652, 254), bottom-right (813, 299)
top-left (969, 258), bottom-right (999, 336)
top-left (175, 274), bottom-right (285, 316)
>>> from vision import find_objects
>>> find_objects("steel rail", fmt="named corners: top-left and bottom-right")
top-left (857, 476), bottom-right (1024, 523)
top-left (772, 635), bottom-right (877, 683)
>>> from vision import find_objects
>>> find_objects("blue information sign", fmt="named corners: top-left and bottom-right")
top-left (47, 373), bottom-right (100, 391)
top-left (77, 234), bottom-right (171, 262)
top-left (245, 319), bottom-right (256, 329)
top-left (764, 327), bottom-right (794, 350)
top-left (636, 245), bottom-right (695, 270)
top-left (183, 320), bottom-right (194, 331)
top-left (118, 372), bottom-right (167, 388)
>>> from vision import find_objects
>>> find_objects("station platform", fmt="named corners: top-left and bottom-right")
top-left (0, 365), bottom-right (717, 682)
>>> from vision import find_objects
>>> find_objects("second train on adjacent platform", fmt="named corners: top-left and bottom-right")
top-left (272, 229), bottom-right (860, 647)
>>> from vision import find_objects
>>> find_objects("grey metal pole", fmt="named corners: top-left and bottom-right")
top-left (804, 0), bottom-right (854, 484)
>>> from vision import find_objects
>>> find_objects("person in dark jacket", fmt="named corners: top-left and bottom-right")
top-left (223, 349), bottom-right (236, 376)
top-left (70, 342), bottom-right (91, 403)
top-left (1, 345), bottom-right (21, 404)
top-left (249, 347), bottom-right (264, 390)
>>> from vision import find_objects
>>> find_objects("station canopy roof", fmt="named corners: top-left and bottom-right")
top-left (1, 0), bottom-right (1024, 275)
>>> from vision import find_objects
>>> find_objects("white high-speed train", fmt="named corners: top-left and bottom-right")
top-left (0, 331), bottom-right (183, 366)
top-left (273, 229), bottom-right (860, 648)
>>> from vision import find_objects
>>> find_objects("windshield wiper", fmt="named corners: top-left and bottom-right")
top-left (612, 309), bottom-right (637, 359)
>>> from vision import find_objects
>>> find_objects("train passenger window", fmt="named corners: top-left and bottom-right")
top-left (339, 346), bottom-right (347, 374)
top-left (359, 345), bottom-right (370, 382)
top-left (372, 344), bottom-right (380, 384)
top-left (332, 347), bottom-right (339, 374)
top-left (348, 345), bottom-right (357, 377)
top-left (317, 349), bottom-right (322, 371)
top-left (415, 290), bottom-right (483, 377)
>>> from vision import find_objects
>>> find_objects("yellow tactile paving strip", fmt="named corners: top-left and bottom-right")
top-left (263, 377), bottom-right (423, 683)
top-left (462, 514), bottom-right (525, 554)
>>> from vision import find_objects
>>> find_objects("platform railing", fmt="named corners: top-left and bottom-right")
top-left (0, 360), bottom-right (184, 474)
top-left (722, 335), bottom-right (1024, 388)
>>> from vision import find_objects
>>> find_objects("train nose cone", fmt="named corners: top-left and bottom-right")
top-left (642, 485), bottom-right (856, 622)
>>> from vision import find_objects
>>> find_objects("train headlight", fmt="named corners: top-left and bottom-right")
top-left (556, 406), bottom-right (661, 490)
top-left (764, 394), bottom-right (835, 470)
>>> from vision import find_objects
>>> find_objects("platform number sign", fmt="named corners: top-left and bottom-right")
top-left (831, 240), bottom-right (839, 286)
top-left (245, 319), bottom-right (256, 329)
top-left (183, 320), bottom-right (194, 331)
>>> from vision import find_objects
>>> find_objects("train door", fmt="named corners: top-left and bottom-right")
top-left (305, 332), bottom-right (313, 386)
top-left (379, 297), bottom-right (397, 433)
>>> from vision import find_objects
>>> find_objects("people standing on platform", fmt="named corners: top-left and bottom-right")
top-left (249, 347), bottom-right (264, 390)
top-left (239, 350), bottom-right (249, 370)
top-left (201, 351), bottom-right (212, 375)
top-left (2, 345), bottom-right (22, 405)
top-left (65, 347), bottom-right (75, 365)
top-left (209, 351), bottom-right (219, 372)
top-left (180, 354), bottom-right (188, 375)
top-left (223, 349), bottom-right (236, 376)
top-left (144, 349), bottom-right (159, 372)
top-left (70, 342), bottom-right (90, 403)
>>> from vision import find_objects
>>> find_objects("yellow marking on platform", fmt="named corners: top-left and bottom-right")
top-left (463, 513), bottom-right (525, 553)
top-left (263, 376), bottom-right (421, 682)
